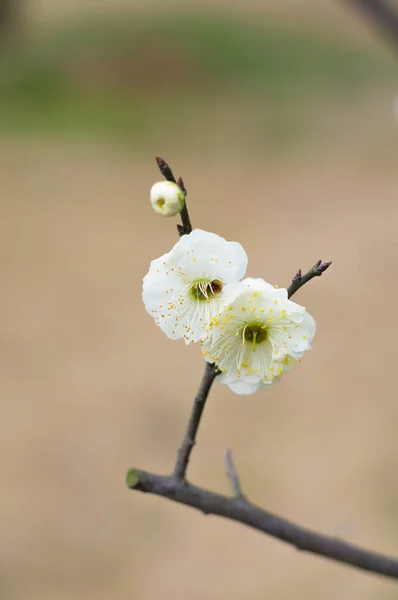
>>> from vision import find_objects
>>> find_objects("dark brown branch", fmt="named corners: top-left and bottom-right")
top-left (127, 466), bottom-right (398, 580)
top-left (287, 260), bottom-right (332, 299)
top-left (173, 362), bottom-right (218, 480)
top-left (155, 156), bottom-right (192, 236)
top-left (137, 152), bottom-right (398, 578)
top-left (341, 0), bottom-right (398, 48)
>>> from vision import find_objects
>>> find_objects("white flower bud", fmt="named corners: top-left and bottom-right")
top-left (150, 181), bottom-right (185, 217)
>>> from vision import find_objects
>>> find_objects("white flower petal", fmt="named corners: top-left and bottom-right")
top-left (225, 379), bottom-right (264, 395)
top-left (142, 229), bottom-right (248, 344)
top-left (242, 277), bottom-right (277, 293)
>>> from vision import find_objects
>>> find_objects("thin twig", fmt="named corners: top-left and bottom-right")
top-left (127, 468), bottom-right (398, 580)
top-left (155, 156), bottom-right (193, 236)
top-left (225, 449), bottom-right (245, 499)
top-left (173, 362), bottom-right (218, 481)
top-left (341, 0), bottom-right (398, 48)
top-left (287, 260), bottom-right (332, 299)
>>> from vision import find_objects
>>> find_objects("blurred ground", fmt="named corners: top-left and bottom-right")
top-left (1, 2), bottom-right (398, 600)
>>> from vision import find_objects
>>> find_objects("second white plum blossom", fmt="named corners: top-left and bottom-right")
top-left (201, 278), bottom-right (316, 395)
top-left (142, 229), bottom-right (248, 344)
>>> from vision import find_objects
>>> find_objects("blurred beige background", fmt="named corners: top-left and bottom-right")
top-left (1, 1), bottom-right (398, 599)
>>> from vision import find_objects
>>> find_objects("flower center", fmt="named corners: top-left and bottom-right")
top-left (243, 323), bottom-right (268, 345)
top-left (189, 278), bottom-right (223, 302)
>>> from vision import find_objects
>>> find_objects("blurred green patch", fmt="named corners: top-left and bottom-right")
top-left (0, 11), bottom-right (394, 146)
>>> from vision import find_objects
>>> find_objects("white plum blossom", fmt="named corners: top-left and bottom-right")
top-left (201, 278), bottom-right (316, 395)
top-left (150, 181), bottom-right (185, 217)
top-left (142, 229), bottom-right (248, 344)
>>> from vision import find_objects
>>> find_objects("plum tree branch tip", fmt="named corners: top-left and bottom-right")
top-left (225, 448), bottom-right (245, 499)
top-left (287, 260), bottom-right (332, 298)
top-left (317, 260), bottom-right (332, 274)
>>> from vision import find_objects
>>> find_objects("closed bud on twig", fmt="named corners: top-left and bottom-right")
top-left (150, 181), bottom-right (185, 217)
